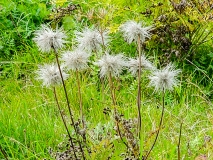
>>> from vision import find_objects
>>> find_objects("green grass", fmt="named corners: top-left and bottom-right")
top-left (1, 0), bottom-right (213, 159)
top-left (1, 56), bottom-right (213, 159)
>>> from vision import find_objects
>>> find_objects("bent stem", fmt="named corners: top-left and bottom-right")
top-left (76, 70), bottom-right (85, 128)
top-left (108, 72), bottom-right (129, 149)
top-left (178, 122), bottom-right (183, 160)
top-left (137, 35), bottom-right (142, 138)
top-left (144, 90), bottom-right (165, 160)
top-left (53, 87), bottom-right (77, 159)
top-left (53, 47), bottom-right (85, 160)
top-left (0, 145), bottom-right (8, 160)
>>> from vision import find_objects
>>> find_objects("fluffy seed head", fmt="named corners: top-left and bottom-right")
top-left (33, 25), bottom-right (67, 53)
top-left (36, 63), bottom-right (68, 87)
top-left (149, 63), bottom-right (181, 92)
top-left (94, 53), bottom-right (126, 78)
top-left (75, 27), bottom-right (109, 52)
top-left (61, 49), bottom-right (90, 71)
top-left (128, 55), bottom-right (155, 75)
top-left (120, 20), bottom-right (152, 44)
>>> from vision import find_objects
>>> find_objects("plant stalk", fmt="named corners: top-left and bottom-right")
top-left (53, 87), bottom-right (77, 159)
top-left (53, 47), bottom-right (85, 160)
top-left (76, 70), bottom-right (85, 128)
top-left (144, 90), bottom-right (165, 160)
top-left (178, 122), bottom-right (183, 160)
top-left (137, 35), bottom-right (142, 138)
top-left (108, 72), bottom-right (129, 149)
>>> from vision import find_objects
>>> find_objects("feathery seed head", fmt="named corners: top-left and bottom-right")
top-left (36, 63), bottom-right (68, 87)
top-left (120, 20), bottom-right (152, 44)
top-left (33, 25), bottom-right (67, 53)
top-left (61, 49), bottom-right (90, 71)
top-left (94, 53), bottom-right (126, 78)
top-left (75, 27), bottom-right (109, 52)
top-left (149, 63), bottom-right (181, 92)
top-left (128, 55), bottom-right (155, 75)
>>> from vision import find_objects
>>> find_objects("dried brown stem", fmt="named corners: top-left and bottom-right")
top-left (144, 90), bottom-right (165, 160)
top-left (178, 122), bottom-right (183, 160)
top-left (53, 87), bottom-right (77, 159)
top-left (76, 70), bottom-right (85, 128)
top-left (108, 72), bottom-right (129, 149)
top-left (137, 35), bottom-right (142, 138)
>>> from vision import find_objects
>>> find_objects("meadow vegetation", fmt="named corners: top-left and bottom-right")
top-left (1, 0), bottom-right (213, 159)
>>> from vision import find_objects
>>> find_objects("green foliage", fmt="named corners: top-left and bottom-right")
top-left (1, 0), bottom-right (213, 159)
top-left (0, 0), bottom-right (50, 60)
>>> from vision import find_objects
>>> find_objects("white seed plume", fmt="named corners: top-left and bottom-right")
top-left (95, 53), bottom-right (126, 78)
top-left (75, 27), bottom-right (109, 52)
top-left (33, 25), bottom-right (67, 53)
top-left (128, 55), bottom-right (155, 75)
top-left (36, 63), bottom-right (68, 87)
top-left (149, 63), bottom-right (181, 92)
top-left (120, 20), bottom-right (152, 44)
top-left (61, 49), bottom-right (90, 71)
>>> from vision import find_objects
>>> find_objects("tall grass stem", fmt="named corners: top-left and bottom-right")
top-left (0, 145), bottom-right (8, 160)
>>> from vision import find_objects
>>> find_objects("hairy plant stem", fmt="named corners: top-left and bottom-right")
top-left (76, 70), bottom-right (85, 128)
top-left (53, 47), bottom-right (85, 160)
top-left (178, 122), bottom-right (183, 160)
top-left (137, 35), bottom-right (142, 138)
top-left (108, 72), bottom-right (129, 149)
top-left (0, 145), bottom-right (8, 160)
top-left (53, 87), bottom-right (77, 159)
top-left (144, 90), bottom-right (165, 160)
top-left (99, 26), bottom-right (107, 105)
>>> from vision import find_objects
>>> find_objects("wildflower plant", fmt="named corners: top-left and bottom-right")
top-left (144, 63), bottom-right (181, 160)
top-left (95, 53), bottom-right (128, 148)
top-left (61, 49), bottom-right (91, 128)
top-left (120, 20), bottom-right (153, 140)
top-left (34, 25), bottom-right (86, 159)
top-left (36, 63), bottom-right (78, 158)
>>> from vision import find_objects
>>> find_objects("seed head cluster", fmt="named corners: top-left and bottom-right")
top-left (75, 27), bottom-right (109, 52)
top-left (36, 63), bottom-right (68, 87)
top-left (128, 55), bottom-right (155, 75)
top-left (120, 20), bottom-right (152, 44)
top-left (149, 63), bottom-right (181, 92)
top-left (33, 25), bottom-right (67, 53)
top-left (95, 53), bottom-right (126, 78)
top-left (61, 49), bottom-right (90, 71)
